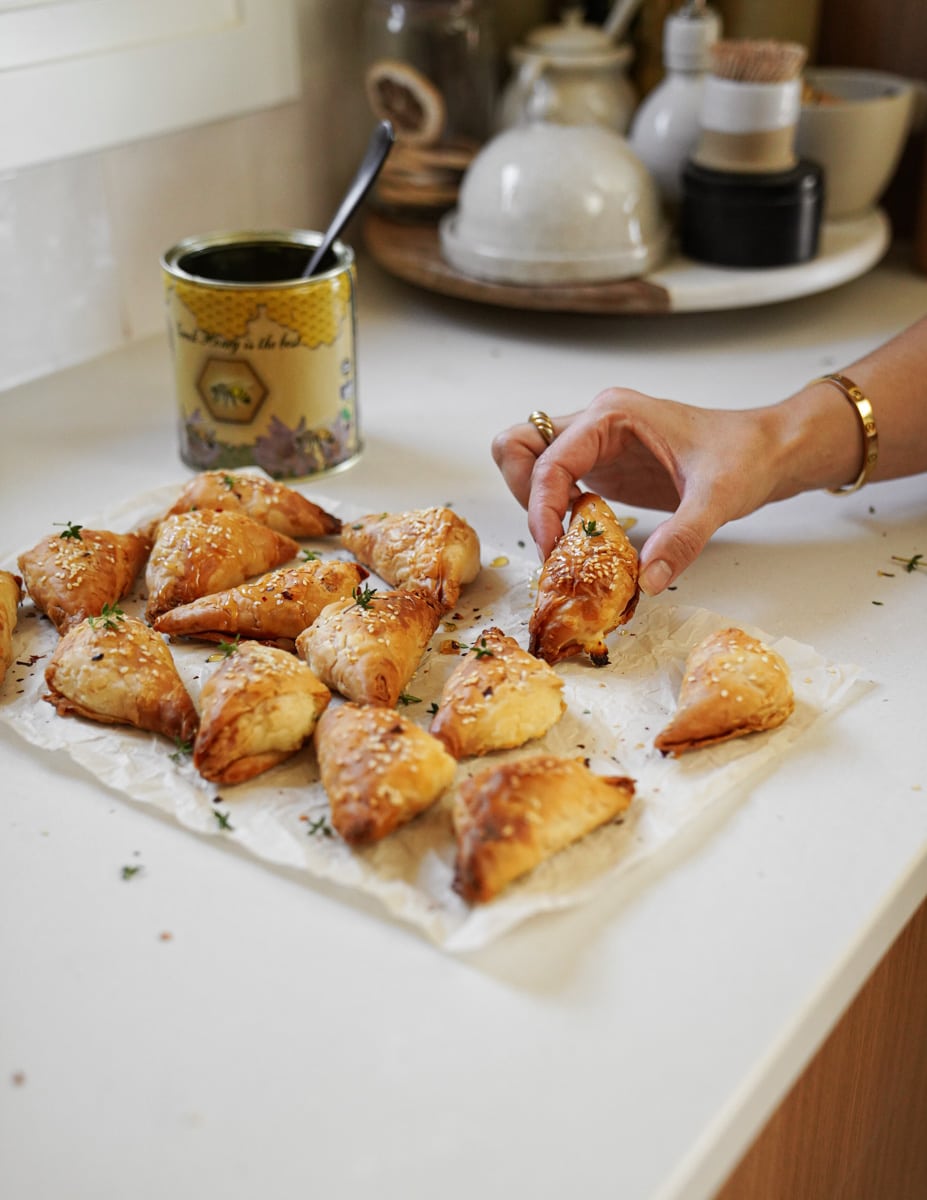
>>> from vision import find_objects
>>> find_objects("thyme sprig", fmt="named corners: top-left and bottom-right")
top-left (891, 553), bottom-right (925, 573)
top-left (581, 518), bottom-right (603, 538)
top-left (350, 583), bottom-right (378, 610)
top-left (55, 521), bottom-right (83, 540)
top-left (88, 603), bottom-right (126, 630)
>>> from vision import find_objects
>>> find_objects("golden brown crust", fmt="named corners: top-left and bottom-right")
top-left (294, 587), bottom-right (442, 707)
top-left (43, 613), bottom-right (198, 743)
top-left (315, 702), bottom-right (457, 845)
top-left (430, 626), bottom-right (565, 759)
top-left (340, 506), bottom-right (480, 612)
top-left (654, 627), bottom-right (795, 756)
top-left (452, 755), bottom-right (636, 904)
top-left (0, 570), bottom-right (23, 686)
top-left (163, 470), bottom-right (341, 538)
top-left (193, 641), bottom-right (331, 784)
top-left (18, 528), bottom-right (150, 635)
top-left (144, 510), bottom-right (299, 623)
top-left (152, 560), bottom-right (368, 645)
top-left (528, 493), bottom-right (639, 667)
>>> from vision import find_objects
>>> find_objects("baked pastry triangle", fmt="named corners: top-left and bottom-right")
top-left (430, 626), bottom-right (565, 759)
top-left (163, 470), bottom-right (341, 538)
top-left (452, 754), bottom-right (636, 903)
top-left (152, 559), bottom-right (368, 646)
top-left (0, 570), bottom-right (22, 687)
top-left (145, 510), bottom-right (298, 622)
top-left (315, 702), bottom-right (457, 845)
top-left (193, 640), bottom-right (331, 784)
top-left (295, 586), bottom-right (442, 707)
top-left (340, 506), bottom-right (480, 612)
top-left (529, 492), bottom-right (639, 667)
top-left (44, 610), bottom-right (197, 743)
top-left (18, 525), bottom-right (150, 635)
top-left (654, 627), bottom-right (794, 756)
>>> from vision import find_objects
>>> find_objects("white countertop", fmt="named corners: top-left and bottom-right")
top-left (2, 245), bottom-right (926, 1200)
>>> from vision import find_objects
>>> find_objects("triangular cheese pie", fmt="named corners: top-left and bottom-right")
top-left (430, 626), bottom-right (565, 759)
top-left (529, 492), bottom-right (639, 667)
top-left (145, 510), bottom-right (298, 622)
top-left (193, 641), bottom-right (331, 784)
top-left (152, 559), bottom-right (368, 646)
top-left (163, 470), bottom-right (341, 538)
top-left (18, 526), bottom-right (150, 635)
top-left (315, 702), bottom-right (457, 845)
top-left (295, 586), bottom-right (442, 708)
top-left (654, 627), bottom-right (794, 756)
top-left (44, 611), bottom-right (198, 743)
top-left (452, 754), bottom-right (636, 904)
top-left (340, 506), bottom-right (480, 612)
top-left (0, 570), bottom-right (22, 687)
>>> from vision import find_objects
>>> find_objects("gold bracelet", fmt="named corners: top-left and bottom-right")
top-left (812, 373), bottom-right (879, 494)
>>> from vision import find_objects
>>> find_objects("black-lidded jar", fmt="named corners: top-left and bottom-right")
top-left (680, 159), bottom-right (824, 268)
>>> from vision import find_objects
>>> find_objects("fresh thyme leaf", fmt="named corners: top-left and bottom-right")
top-left (891, 553), bottom-right (925, 573)
top-left (398, 692), bottom-right (421, 705)
top-left (306, 815), bottom-right (333, 838)
top-left (121, 864), bottom-right (142, 880)
top-left (222, 474), bottom-right (237, 489)
top-left (427, 701), bottom-right (439, 716)
top-left (350, 583), bottom-right (377, 610)
top-left (169, 737), bottom-right (193, 764)
top-left (469, 637), bottom-right (494, 658)
top-left (55, 521), bottom-right (83, 540)
top-left (213, 809), bottom-right (234, 831)
top-left (215, 636), bottom-right (240, 658)
top-left (88, 603), bottom-right (126, 630)
top-left (301, 549), bottom-right (321, 561)
top-left (581, 518), bottom-right (603, 537)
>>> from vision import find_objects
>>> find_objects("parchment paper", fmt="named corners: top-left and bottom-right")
top-left (0, 478), bottom-right (865, 951)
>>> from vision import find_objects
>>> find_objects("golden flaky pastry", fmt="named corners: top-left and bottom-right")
top-left (295, 586), bottom-right (442, 708)
top-left (430, 626), bottom-right (565, 759)
top-left (452, 754), bottom-right (636, 904)
top-left (529, 492), bottom-right (639, 667)
top-left (145, 510), bottom-right (298, 622)
top-left (0, 570), bottom-right (23, 687)
top-left (654, 627), bottom-right (795, 756)
top-left (340, 506), bottom-right (480, 612)
top-left (194, 641), bottom-right (331, 784)
top-left (153, 560), bottom-right (368, 646)
top-left (18, 526), bottom-right (150, 635)
top-left (315, 702), bottom-right (457, 845)
top-left (44, 612), bottom-right (198, 743)
top-left (163, 470), bottom-right (341, 538)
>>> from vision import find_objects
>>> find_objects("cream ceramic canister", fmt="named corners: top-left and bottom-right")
top-left (496, 7), bottom-right (637, 133)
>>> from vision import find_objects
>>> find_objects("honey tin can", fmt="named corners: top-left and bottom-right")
top-left (161, 230), bottom-right (360, 479)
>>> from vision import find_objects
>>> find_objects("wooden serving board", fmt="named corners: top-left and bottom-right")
top-left (361, 212), bottom-right (672, 315)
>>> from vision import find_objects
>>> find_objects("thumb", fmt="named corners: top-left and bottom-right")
top-left (638, 501), bottom-right (718, 596)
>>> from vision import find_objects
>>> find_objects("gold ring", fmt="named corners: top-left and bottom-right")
top-left (528, 410), bottom-right (555, 445)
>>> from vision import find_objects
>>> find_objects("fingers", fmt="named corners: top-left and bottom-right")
top-left (638, 493), bottom-right (723, 595)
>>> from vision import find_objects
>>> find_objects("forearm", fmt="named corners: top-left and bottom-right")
top-left (765, 315), bottom-right (927, 500)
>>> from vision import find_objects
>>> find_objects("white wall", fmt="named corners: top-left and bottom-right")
top-left (0, 0), bottom-right (370, 391)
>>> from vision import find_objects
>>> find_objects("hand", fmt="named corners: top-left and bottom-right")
top-left (492, 388), bottom-right (782, 595)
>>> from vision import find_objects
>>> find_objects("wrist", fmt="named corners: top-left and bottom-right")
top-left (761, 380), bottom-right (867, 501)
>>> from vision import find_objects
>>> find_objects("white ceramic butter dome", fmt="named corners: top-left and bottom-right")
top-left (439, 123), bottom-right (668, 285)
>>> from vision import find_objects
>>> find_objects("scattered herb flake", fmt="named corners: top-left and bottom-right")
top-left (891, 553), bottom-right (924, 573)
top-left (398, 692), bottom-right (421, 706)
top-left (872, 600), bottom-right (884, 606)
top-left (169, 737), bottom-right (193, 764)
top-left (121, 864), bottom-right (143, 880)
top-left (470, 637), bottom-right (494, 659)
top-left (213, 809), bottom-right (234, 832)
top-left (581, 518), bottom-right (603, 538)
top-left (306, 815), bottom-right (334, 838)
top-left (88, 603), bottom-right (126, 630)
top-left (301, 549), bottom-right (321, 561)
top-left (427, 701), bottom-right (439, 716)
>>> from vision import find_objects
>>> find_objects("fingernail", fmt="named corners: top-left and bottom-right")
top-left (640, 559), bottom-right (672, 596)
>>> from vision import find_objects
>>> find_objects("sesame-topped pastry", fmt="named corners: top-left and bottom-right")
top-left (430, 626), bottom-right (565, 759)
top-left (144, 510), bottom-right (299, 623)
top-left (163, 470), bottom-right (341, 538)
top-left (452, 754), bottom-right (636, 904)
top-left (315, 702), bottom-right (457, 845)
top-left (18, 524), bottom-right (151, 635)
top-left (193, 640), bottom-right (331, 784)
top-left (654, 627), bottom-right (794, 757)
top-left (340, 506), bottom-right (481, 613)
top-left (294, 585), bottom-right (442, 708)
top-left (528, 492), bottom-right (639, 667)
top-left (0, 570), bottom-right (23, 686)
top-left (152, 559), bottom-right (368, 646)
top-left (44, 610), bottom-right (198, 743)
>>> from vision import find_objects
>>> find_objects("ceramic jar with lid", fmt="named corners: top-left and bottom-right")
top-left (496, 7), bottom-right (637, 134)
top-left (362, 0), bottom-right (496, 219)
